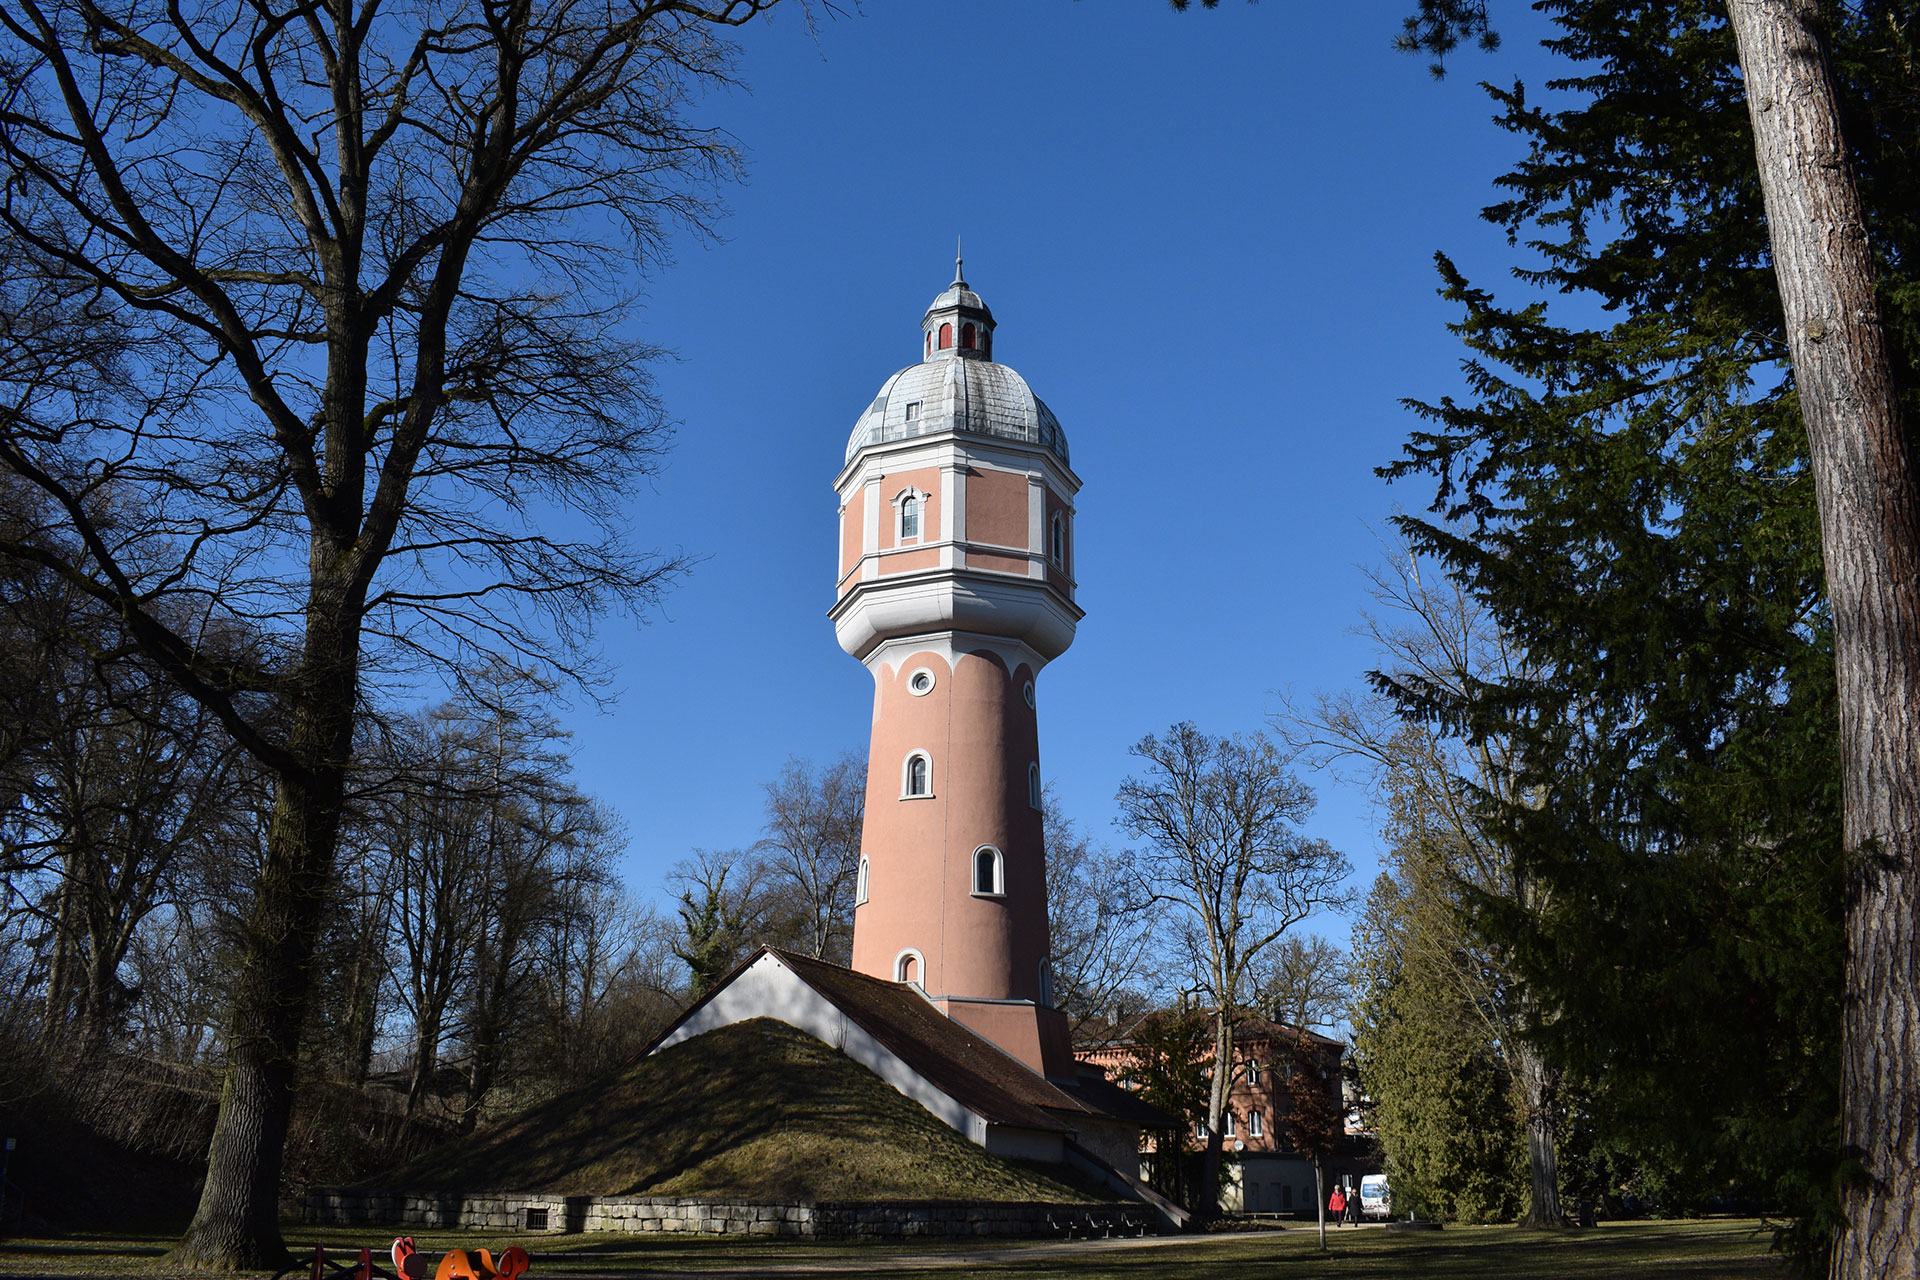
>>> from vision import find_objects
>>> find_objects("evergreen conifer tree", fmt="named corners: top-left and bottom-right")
top-left (1380, 2), bottom-right (1917, 1266)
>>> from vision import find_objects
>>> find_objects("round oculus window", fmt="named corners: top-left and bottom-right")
top-left (908, 668), bottom-right (936, 697)
top-left (1022, 680), bottom-right (1036, 709)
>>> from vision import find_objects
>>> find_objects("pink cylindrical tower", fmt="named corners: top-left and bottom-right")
top-left (831, 259), bottom-right (1082, 1080)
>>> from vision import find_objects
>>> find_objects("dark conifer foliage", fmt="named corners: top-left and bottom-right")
top-left (1382, 1), bottom-right (1918, 1264)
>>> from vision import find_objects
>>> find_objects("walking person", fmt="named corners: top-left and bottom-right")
top-left (1328, 1184), bottom-right (1346, 1226)
top-left (1341, 1182), bottom-right (1358, 1226)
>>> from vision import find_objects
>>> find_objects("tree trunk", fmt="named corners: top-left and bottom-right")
top-left (1723, 6), bottom-right (1920, 1277)
top-left (405, 1004), bottom-right (444, 1121)
top-left (170, 611), bottom-right (359, 1269)
top-left (1513, 1040), bottom-right (1563, 1228)
top-left (1314, 1161), bottom-right (1326, 1250)
top-left (41, 869), bottom-right (77, 1036)
top-left (1197, 1011), bottom-right (1234, 1225)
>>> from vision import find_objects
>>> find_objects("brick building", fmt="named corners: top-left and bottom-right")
top-left (1081, 1015), bottom-right (1377, 1217)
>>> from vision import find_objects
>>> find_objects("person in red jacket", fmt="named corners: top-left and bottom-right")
top-left (1328, 1185), bottom-right (1347, 1224)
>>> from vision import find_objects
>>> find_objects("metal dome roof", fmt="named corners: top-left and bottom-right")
top-left (844, 355), bottom-right (1069, 465)
top-left (845, 262), bottom-right (1068, 465)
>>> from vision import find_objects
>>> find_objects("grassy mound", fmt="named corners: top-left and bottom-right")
top-left (379, 1018), bottom-right (1099, 1203)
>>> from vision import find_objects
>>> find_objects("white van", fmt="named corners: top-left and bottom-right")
top-left (1359, 1174), bottom-right (1391, 1220)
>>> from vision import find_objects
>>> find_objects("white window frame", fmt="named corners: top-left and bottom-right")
top-left (892, 486), bottom-right (930, 543)
top-left (1249, 1109), bottom-right (1264, 1138)
top-left (972, 845), bottom-right (1005, 897)
top-left (894, 948), bottom-right (925, 986)
top-left (902, 750), bottom-right (933, 799)
top-left (1224, 1111), bottom-right (1237, 1138)
top-left (855, 856), bottom-right (870, 906)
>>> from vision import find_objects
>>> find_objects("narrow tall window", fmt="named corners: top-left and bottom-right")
top-left (961, 322), bottom-right (976, 350)
top-left (901, 494), bottom-right (920, 539)
top-left (1224, 1112), bottom-right (1237, 1138)
top-left (1247, 1062), bottom-right (1262, 1086)
top-left (904, 752), bottom-right (930, 797)
top-left (974, 845), bottom-right (1003, 895)
top-left (856, 857), bottom-right (870, 906)
top-left (1029, 763), bottom-right (1042, 810)
top-left (939, 322), bottom-right (953, 350)
top-left (982, 329), bottom-right (992, 359)
top-left (1050, 512), bottom-right (1066, 566)
top-left (925, 332), bottom-right (932, 358)
top-left (1249, 1110), bottom-right (1264, 1138)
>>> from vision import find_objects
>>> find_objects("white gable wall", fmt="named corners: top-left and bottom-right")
top-left (654, 953), bottom-right (1012, 1147)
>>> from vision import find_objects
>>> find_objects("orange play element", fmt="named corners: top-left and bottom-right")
top-left (433, 1249), bottom-right (481, 1280)
top-left (392, 1237), bottom-right (427, 1280)
top-left (492, 1247), bottom-right (531, 1280)
top-left (354, 1246), bottom-right (374, 1280)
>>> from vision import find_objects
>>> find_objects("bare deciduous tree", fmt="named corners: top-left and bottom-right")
top-left (1042, 788), bottom-right (1157, 1048)
top-left (1251, 933), bottom-right (1348, 1037)
top-left (0, 0), bottom-right (779, 1263)
top-left (670, 847), bottom-right (771, 998)
top-left (1116, 722), bottom-right (1351, 1223)
top-left (754, 755), bottom-right (863, 964)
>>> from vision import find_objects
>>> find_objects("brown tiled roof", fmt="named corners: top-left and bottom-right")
top-left (1077, 1009), bottom-right (1345, 1058)
top-left (1053, 1068), bottom-right (1178, 1130)
top-left (773, 950), bottom-right (1079, 1132)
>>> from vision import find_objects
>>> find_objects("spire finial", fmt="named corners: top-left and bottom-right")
top-left (952, 236), bottom-right (965, 288)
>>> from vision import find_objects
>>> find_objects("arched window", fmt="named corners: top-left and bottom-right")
top-left (925, 332), bottom-right (932, 358)
top-left (1049, 512), bottom-right (1067, 566)
top-left (856, 857), bottom-right (870, 906)
top-left (896, 949), bottom-right (923, 984)
top-left (1028, 763), bottom-right (1042, 810)
top-left (938, 322), bottom-right (953, 350)
top-left (900, 494), bottom-right (920, 539)
top-left (982, 329), bottom-right (992, 359)
top-left (961, 322), bottom-right (976, 350)
top-left (903, 751), bottom-right (931, 798)
top-left (973, 845), bottom-right (1003, 896)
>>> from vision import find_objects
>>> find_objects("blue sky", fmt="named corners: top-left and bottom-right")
top-left (558, 2), bottom-right (1568, 940)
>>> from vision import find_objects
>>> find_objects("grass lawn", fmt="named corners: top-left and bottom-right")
top-left (0, 1219), bottom-right (1786, 1279)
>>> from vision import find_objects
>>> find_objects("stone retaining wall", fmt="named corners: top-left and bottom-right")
top-left (304, 1189), bottom-right (1154, 1240)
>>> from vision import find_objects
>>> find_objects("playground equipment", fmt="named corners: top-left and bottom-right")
top-left (272, 1237), bottom-right (530, 1280)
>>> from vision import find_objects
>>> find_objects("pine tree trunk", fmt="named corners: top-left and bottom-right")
top-left (1513, 1041), bottom-right (1563, 1227)
top-left (170, 598), bottom-right (359, 1270)
top-left (1723, 5), bottom-right (1920, 1277)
